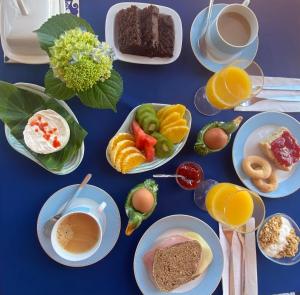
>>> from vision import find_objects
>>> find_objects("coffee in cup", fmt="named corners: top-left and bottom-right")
top-left (204, 3), bottom-right (259, 62)
top-left (56, 212), bottom-right (100, 254)
top-left (51, 198), bottom-right (106, 261)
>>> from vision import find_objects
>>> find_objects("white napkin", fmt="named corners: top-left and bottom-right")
top-left (219, 219), bottom-right (258, 295)
top-left (235, 76), bottom-right (300, 112)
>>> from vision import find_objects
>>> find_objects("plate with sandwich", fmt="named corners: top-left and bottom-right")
top-left (232, 112), bottom-right (300, 198)
top-left (133, 215), bottom-right (223, 295)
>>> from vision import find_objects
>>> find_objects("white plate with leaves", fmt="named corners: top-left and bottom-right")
top-left (1, 82), bottom-right (86, 175)
top-left (106, 103), bottom-right (191, 174)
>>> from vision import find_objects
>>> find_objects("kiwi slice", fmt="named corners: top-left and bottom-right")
top-left (137, 110), bottom-right (155, 125)
top-left (136, 104), bottom-right (155, 122)
top-left (142, 115), bottom-right (159, 134)
top-left (152, 132), bottom-right (174, 158)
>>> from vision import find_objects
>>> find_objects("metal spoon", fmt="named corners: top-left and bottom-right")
top-left (153, 174), bottom-right (193, 185)
top-left (198, 0), bottom-right (215, 56)
top-left (43, 173), bottom-right (92, 237)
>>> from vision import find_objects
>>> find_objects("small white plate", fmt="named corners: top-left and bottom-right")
top-left (106, 103), bottom-right (191, 174)
top-left (37, 184), bottom-right (121, 267)
top-left (105, 2), bottom-right (183, 65)
top-left (4, 83), bottom-right (85, 175)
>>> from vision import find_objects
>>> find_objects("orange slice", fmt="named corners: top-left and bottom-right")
top-left (161, 126), bottom-right (189, 144)
top-left (158, 104), bottom-right (186, 121)
top-left (108, 133), bottom-right (134, 154)
top-left (160, 112), bottom-right (181, 129)
top-left (115, 146), bottom-right (141, 172)
top-left (110, 139), bottom-right (135, 164)
top-left (121, 152), bottom-right (146, 174)
top-left (160, 118), bottom-right (187, 134)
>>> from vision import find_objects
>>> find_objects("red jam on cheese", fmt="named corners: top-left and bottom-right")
top-left (270, 131), bottom-right (300, 167)
top-left (30, 115), bottom-right (61, 148)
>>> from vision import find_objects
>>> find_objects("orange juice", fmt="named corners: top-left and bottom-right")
top-left (206, 183), bottom-right (254, 227)
top-left (206, 66), bottom-right (252, 110)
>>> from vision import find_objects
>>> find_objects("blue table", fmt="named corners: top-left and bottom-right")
top-left (0, 0), bottom-right (299, 294)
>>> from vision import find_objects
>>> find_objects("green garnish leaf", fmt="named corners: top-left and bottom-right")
top-left (45, 69), bottom-right (75, 100)
top-left (0, 82), bottom-right (87, 172)
top-left (77, 69), bottom-right (123, 111)
top-left (35, 13), bottom-right (94, 53)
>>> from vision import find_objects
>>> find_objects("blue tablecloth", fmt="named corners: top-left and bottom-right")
top-left (0, 0), bottom-right (299, 294)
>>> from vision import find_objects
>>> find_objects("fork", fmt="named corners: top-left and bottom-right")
top-left (223, 228), bottom-right (235, 295)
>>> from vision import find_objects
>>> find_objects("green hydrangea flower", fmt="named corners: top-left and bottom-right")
top-left (49, 27), bottom-right (114, 92)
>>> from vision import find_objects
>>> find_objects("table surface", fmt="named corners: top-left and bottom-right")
top-left (0, 0), bottom-right (300, 294)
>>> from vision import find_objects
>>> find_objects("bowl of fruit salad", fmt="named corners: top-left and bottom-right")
top-left (106, 103), bottom-right (192, 174)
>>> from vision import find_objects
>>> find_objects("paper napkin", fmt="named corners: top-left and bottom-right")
top-left (219, 218), bottom-right (258, 295)
top-left (235, 76), bottom-right (300, 112)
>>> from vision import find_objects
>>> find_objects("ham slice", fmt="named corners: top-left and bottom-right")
top-left (143, 235), bottom-right (192, 277)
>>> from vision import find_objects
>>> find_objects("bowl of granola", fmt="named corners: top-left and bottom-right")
top-left (257, 213), bottom-right (300, 265)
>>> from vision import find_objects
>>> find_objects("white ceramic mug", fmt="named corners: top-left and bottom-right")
top-left (51, 197), bottom-right (106, 261)
top-left (205, 0), bottom-right (258, 62)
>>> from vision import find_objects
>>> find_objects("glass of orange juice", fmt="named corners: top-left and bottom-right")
top-left (194, 60), bottom-right (264, 116)
top-left (194, 182), bottom-right (265, 233)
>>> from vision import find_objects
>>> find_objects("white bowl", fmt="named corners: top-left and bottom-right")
top-left (4, 83), bottom-right (85, 175)
top-left (106, 103), bottom-right (191, 174)
top-left (105, 2), bottom-right (183, 65)
top-left (0, 0), bottom-right (65, 64)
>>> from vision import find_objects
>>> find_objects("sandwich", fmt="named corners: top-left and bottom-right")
top-left (259, 127), bottom-right (300, 171)
top-left (143, 232), bottom-right (213, 292)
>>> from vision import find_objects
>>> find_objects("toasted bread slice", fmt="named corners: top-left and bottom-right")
top-left (152, 240), bottom-right (202, 292)
top-left (259, 127), bottom-right (299, 171)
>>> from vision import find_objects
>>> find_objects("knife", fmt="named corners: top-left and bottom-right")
top-left (261, 85), bottom-right (300, 91)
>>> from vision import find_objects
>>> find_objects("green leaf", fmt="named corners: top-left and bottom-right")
top-left (0, 82), bottom-right (87, 171)
top-left (0, 81), bottom-right (45, 128)
top-left (45, 69), bottom-right (75, 100)
top-left (78, 70), bottom-right (123, 111)
top-left (35, 13), bottom-right (94, 53)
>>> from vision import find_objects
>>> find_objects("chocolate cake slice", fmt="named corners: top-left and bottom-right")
top-left (115, 6), bottom-right (142, 55)
top-left (157, 14), bottom-right (175, 57)
top-left (140, 5), bottom-right (159, 57)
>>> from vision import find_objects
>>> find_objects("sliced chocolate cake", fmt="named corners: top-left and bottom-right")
top-left (140, 5), bottom-right (159, 57)
top-left (157, 14), bottom-right (175, 57)
top-left (115, 6), bottom-right (142, 55)
top-left (115, 5), bottom-right (175, 58)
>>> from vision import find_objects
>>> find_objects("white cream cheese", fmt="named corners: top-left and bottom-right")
top-left (264, 216), bottom-right (293, 258)
top-left (23, 109), bottom-right (70, 154)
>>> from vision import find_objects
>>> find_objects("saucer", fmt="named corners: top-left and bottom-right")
top-left (190, 3), bottom-right (259, 72)
top-left (134, 215), bottom-right (223, 295)
top-left (37, 184), bottom-right (121, 267)
top-left (232, 112), bottom-right (300, 198)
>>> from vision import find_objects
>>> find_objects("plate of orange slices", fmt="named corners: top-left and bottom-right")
top-left (106, 103), bottom-right (191, 174)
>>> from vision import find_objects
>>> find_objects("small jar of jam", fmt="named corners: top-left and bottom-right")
top-left (176, 162), bottom-right (204, 190)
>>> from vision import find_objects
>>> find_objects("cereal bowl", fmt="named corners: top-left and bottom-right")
top-left (257, 213), bottom-right (300, 265)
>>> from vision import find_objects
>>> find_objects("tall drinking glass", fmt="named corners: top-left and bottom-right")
top-left (194, 60), bottom-right (264, 116)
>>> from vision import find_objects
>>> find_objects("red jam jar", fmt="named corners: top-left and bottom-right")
top-left (176, 162), bottom-right (204, 190)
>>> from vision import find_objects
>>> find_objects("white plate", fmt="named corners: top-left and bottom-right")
top-left (105, 2), bottom-right (182, 65)
top-left (134, 215), bottom-right (223, 295)
top-left (106, 103), bottom-right (191, 174)
top-left (0, 0), bottom-right (65, 64)
top-left (4, 83), bottom-right (85, 175)
top-left (232, 112), bottom-right (300, 198)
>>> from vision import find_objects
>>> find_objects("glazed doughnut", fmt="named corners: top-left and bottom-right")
top-left (242, 155), bottom-right (272, 179)
top-left (252, 171), bottom-right (278, 193)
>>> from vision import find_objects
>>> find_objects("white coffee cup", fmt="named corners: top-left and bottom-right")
top-left (205, 0), bottom-right (258, 62)
top-left (51, 197), bottom-right (106, 261)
